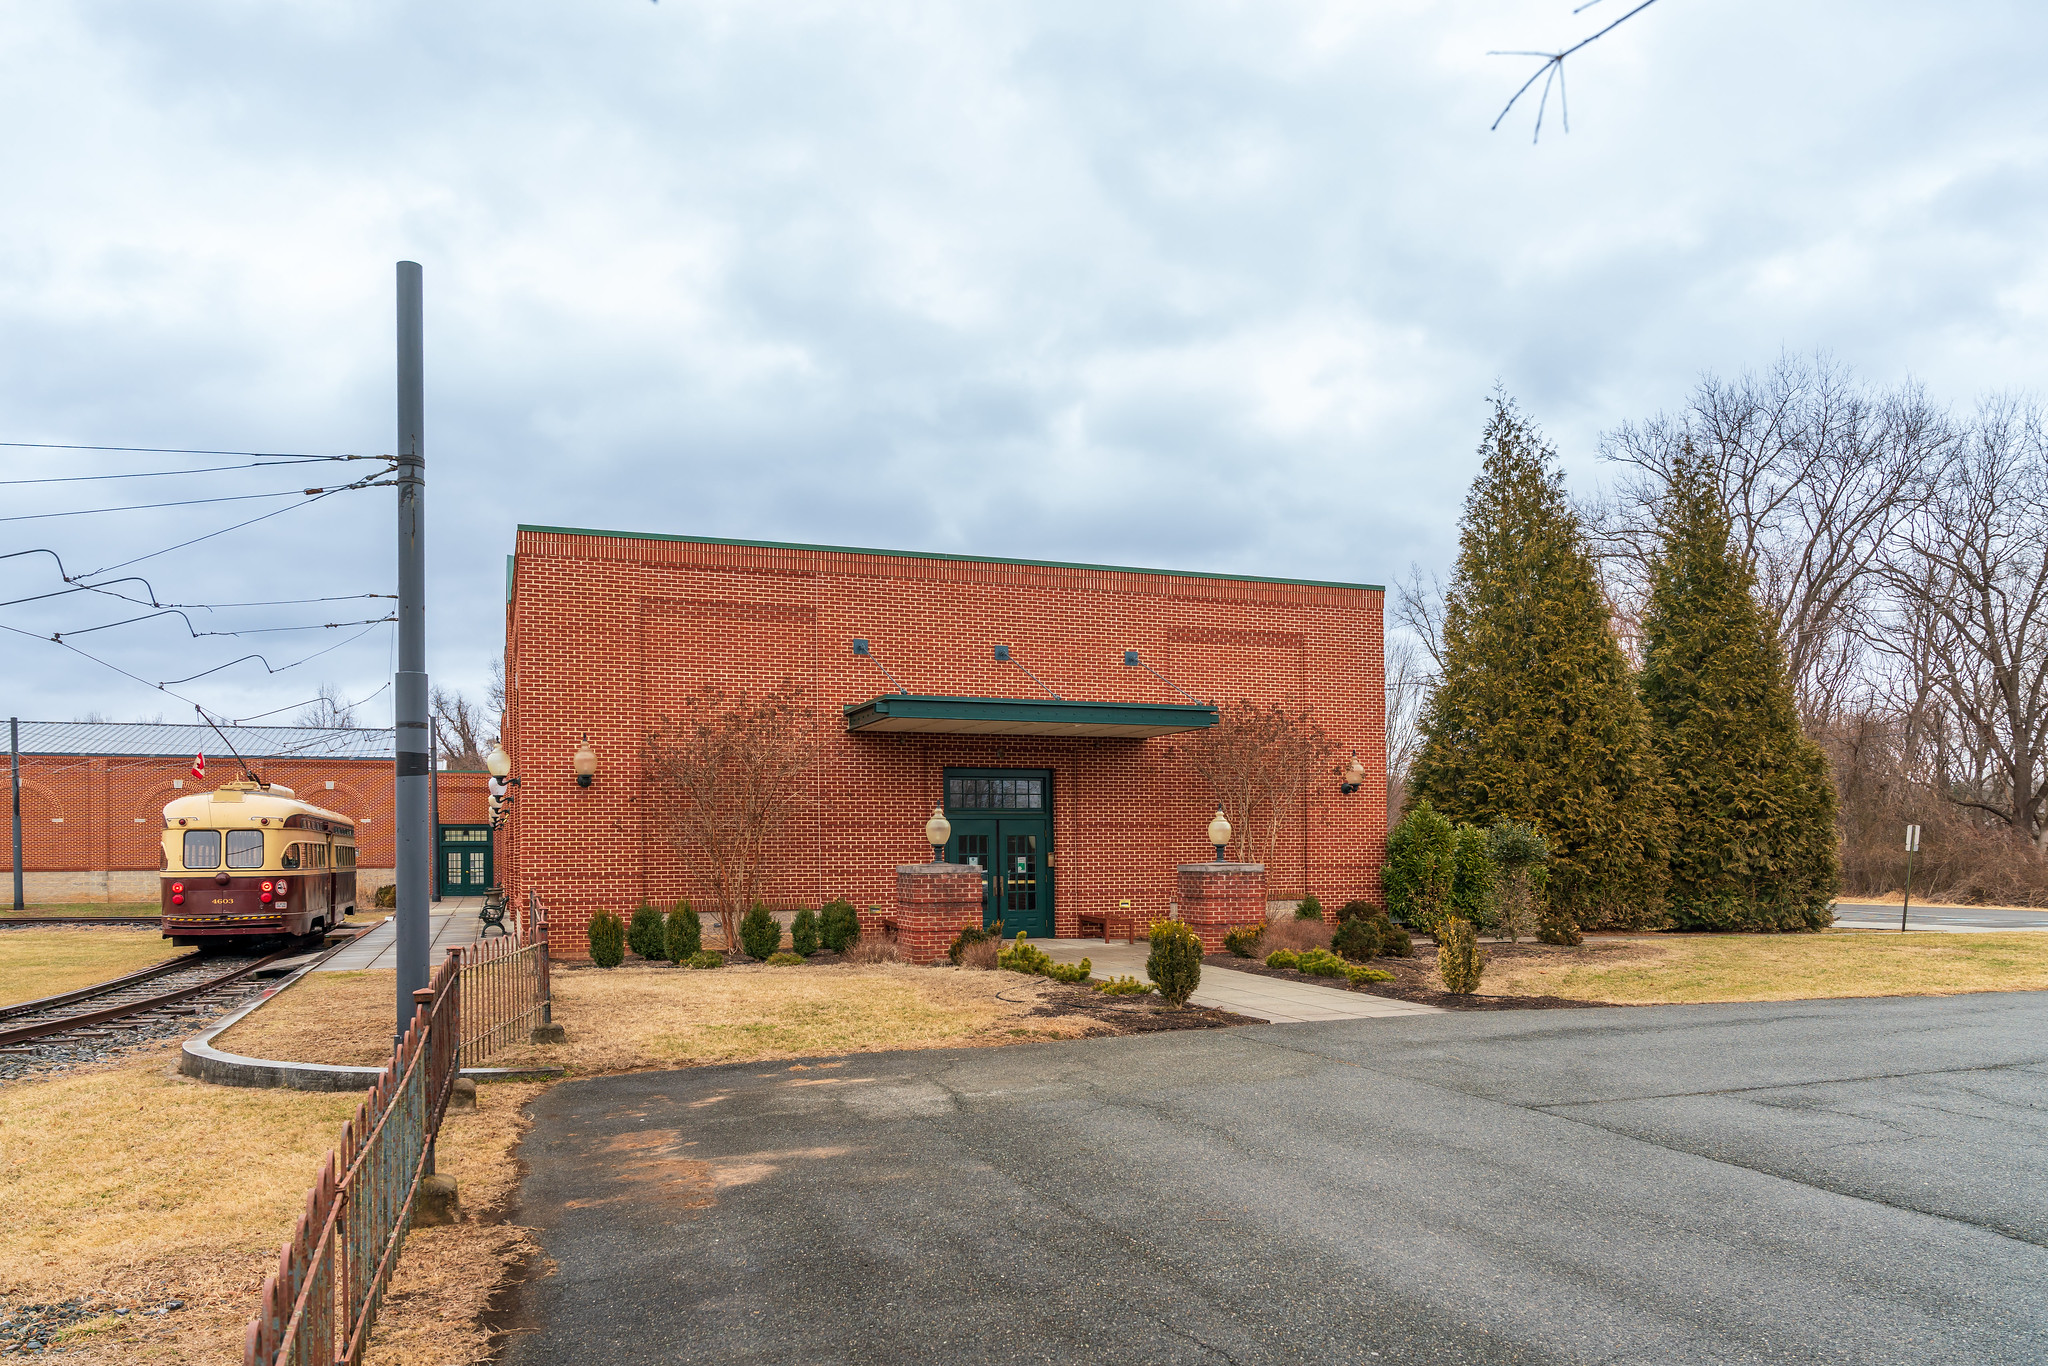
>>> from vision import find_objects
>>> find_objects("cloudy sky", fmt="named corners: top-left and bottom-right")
top-left (1, 0), bottom-right (2042, 731)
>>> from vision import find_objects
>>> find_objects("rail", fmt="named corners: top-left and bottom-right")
top-left (244, 896), bottom-right (555, 1365)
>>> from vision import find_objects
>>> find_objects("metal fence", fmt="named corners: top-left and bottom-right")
top-left (458, 899), bottom-right (551, 1068)
top-left (244, 897), bottom-right (555, 1366)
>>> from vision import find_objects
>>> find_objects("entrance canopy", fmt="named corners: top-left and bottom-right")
top-left (844, 694), bottom-right (1217, 739)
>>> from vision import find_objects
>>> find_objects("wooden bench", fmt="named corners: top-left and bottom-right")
top-left (1076, 913), bottom-right (1140, 944)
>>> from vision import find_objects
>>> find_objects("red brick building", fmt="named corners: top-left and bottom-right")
top-left (3, 722), bottom-right (489, 903)
top-left (501, 528), bottom-right (1387, 955)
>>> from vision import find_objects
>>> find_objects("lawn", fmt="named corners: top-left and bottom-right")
top-left (219, 961), bottom-right (1097, 1073)
top-left (0, 928), bottom-right (184, 1007)
top-left (1482, 930), bottom-right (2048, 1005)
top-left (0, 902), bottom-right (159, 918)
top-left (0, 1040), bottom-right (543, 1365)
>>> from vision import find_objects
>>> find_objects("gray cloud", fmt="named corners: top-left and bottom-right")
top-left (1, 0), bottom-right (2042, 724)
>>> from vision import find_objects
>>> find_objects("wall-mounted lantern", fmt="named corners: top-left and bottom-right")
top-left (925, 805), bottom-right (952, 863)
top-left (486, 743), bottom-right (519, 828)
top-left (573, 737), bottom-right (598, 788)
top-left (1339, 751), bottom-right (1366, 795)
top-left (1207, 808), bottom-right (1232, 861)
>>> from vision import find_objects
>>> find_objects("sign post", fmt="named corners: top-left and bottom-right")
top-left (1900, 824), bottom-right (1920, 933)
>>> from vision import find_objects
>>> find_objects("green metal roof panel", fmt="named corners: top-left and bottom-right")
top-left (843, 694), bottom-right (1218, 739)
top-left (516, 524), bottom-right (1382, 593)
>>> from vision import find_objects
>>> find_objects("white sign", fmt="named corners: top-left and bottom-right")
top-left (1906, 824), bottom-right (1921, 853)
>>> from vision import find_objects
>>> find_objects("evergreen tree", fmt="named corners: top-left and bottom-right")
top-left (1638, 452), bottom-right (1839, 930)
top-left (1411, 395), bottom-right (1669, 928)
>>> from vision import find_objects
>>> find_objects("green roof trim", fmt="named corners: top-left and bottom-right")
top-left (516, 524), bottom-right (1382, 593)
top-left (843, 694), bottom-right (1218, 739)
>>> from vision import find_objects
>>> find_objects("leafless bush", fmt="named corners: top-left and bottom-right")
top-left (1257, 919), bottom-right (1334, 954)
top-left (843, 934), bottom-right (904, 965)
top-left (1183, 700), bottom-right (1334, 865)
top-left (960, 938), bottom-right (1000, 970)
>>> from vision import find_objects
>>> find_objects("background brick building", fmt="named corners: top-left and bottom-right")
top-left (4, 722), bottom-right (488, 903)
top-left (501, 528), bottom-right (1387, 954)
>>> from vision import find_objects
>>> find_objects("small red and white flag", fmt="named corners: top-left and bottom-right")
top-left (191, 753), bottom-right (205, 780)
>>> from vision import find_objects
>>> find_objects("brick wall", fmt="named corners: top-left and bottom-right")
top-left (501, 530), bottom-right (1387, 955)
top-left (2, 758), bottom-right (491, 902)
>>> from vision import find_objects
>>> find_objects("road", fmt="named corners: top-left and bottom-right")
top-left (1832, 901), bottom-right (2048, 932)
top-left (503, 994), bottom-right (2048, 1364)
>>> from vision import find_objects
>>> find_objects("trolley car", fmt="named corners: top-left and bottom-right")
top-left (160, 781), bottom-right (359, 945)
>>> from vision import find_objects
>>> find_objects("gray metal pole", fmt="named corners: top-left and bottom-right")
top-left (430, 716), bottom-right (441, 905)
top-left (10, 717), bottom-right (23, 911)
top-left (394, 261), bottom-right (431, 1038)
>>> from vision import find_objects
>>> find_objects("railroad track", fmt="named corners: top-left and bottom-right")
top-left (0, 915), bottom-right (163, 927)
top-left (0, 944), bottom-right (303, 1050)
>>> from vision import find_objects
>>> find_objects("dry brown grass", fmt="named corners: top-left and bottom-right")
top-left (0, 1037), bottom-right (546, 1365)
top-left (0, 927), bottom-right (185, 1007)
top-left (1257, 919), bottom-right (1335, 954)
top-left (218, 961), bottom-right (1091, 1075)
top-left (1484, 930), bottom-right (2048, 1005)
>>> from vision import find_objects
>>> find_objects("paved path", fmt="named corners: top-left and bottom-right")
top-left (1039, 937), bottom-right (1441, 1022)
top-left (502, 992), bottom-right (2048, 1365)
top-left (319, 901), bottom-right (491, 970)
top-left (1833, 900), bottom-right (2048, 932)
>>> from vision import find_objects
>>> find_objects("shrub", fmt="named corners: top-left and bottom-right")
top-left (1223, 923), bottom-right (1266, 958)
top-left (627, 904), bottom-right (666, 960)
top-left (664, 901), bottom-right (702, 963)
top-left (1264, 949), bottom-right (1301, 970)
top-left (819, 899), bottom-right (861, 953)
top-left (686, 950), bottom-right (723, 969)
top-left (1448, 824), bottom-right (1499, 934)
top-left (843, 934), bottom-right (902, 965)
top-left (1332, 917), bottom-right (1382, 962)
top-left (1380, 924), bottom-right (1415, 957)
top-left (766, 952), bottom-right (805, 966)
top-left (1537, 910), bottom-right (1583, 947)
top-left (374, 884), bottom-right (397, 909)
top-left (1489, 822), bottom-right (1551, 944)
top-left (998, 933), bottom-right (1092, 983)
top-left (1436, 916), bottom-right (1485, 993)
top-left (948, 924), bottom-right (996, 966)
top-left (789, 907), bottom-right (820, 957)
top-left (961, 938), bottom-right (1000, 970)
top-left (1384, 799), bottom-right (1455, 930)
top-left (587, 909), bottom-right (626, 968)
top-left (1296, 948), bottom-right (1350, 978)
top-left (1345, 965), bottom-right (1394, 985)
top-left (1294, 894), bottom-right (1325, 921)
top-left (739, 904), bottom-right (783, 960)
top-left (1259, 918), bottom-right (1334, 954)
top-left (1094, 975), bottom-right (1157, 996)
top-left (1147, 921), bottom-right (1203, 1005)
top-left (1335, 899), bottom-right (1380, 924)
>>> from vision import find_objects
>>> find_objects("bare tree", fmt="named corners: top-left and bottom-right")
top-left (1394, 564), bottom-right (1446, 674)
top-left (433, 686), bottom-right (492, 771)
top-left (644, 683), bottom-right (815, 950)
top-left (1592, 352), bottom-right (1957, 723)
top-left (1877, 399), bottom-right (2048, 852)
top-left (1385, 633), bottom-right (1431, 818)
top-left (1491, 0), bottom-right (1666, 142)
top-left (296, 684), bottom-right (357, 730)
top-left (1184, 700), bottom-right (1334, 867)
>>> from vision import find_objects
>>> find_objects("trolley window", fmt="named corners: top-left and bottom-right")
top-left (183, 829), bottom-right (221, 869)
top-left (226, 829), bottom-right (265, 869)
top-left (336, 845), bottom-right (357, 868)
top-left (281, 842), bottom-right (303, 870)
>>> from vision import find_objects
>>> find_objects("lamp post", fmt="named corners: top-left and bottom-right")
top-left (925, 805), bottom-right (951, 863)
top-left (1207, 808), bottom-right (1232, 862)
top-left (1900, 823), bottom-right (1920, 933)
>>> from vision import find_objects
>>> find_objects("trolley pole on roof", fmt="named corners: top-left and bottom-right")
top-left (10, 718), bottom-right (23, 911)
top-left (393, 261), bottom-right (432, 1039)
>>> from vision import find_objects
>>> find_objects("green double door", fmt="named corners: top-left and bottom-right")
top-left (942, 769), bottom-right (1053, 938)
top-left (437, 825), bottom-right (493, 898)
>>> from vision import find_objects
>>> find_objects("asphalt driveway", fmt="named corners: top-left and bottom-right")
top-left (503, 993), bottom-right (2048, 1364)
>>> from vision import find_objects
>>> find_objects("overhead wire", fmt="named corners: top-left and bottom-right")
top-left (0, 484), bottom-right (367, 524)
top-left (0, 441), bottom-right (381, 459)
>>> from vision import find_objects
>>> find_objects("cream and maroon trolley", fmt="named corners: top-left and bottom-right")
top-left (160, 781), bottom-right (359, 945)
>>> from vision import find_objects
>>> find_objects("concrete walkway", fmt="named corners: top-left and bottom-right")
top-left (1038, 937), bottom-right (1440, 1022)
top-left (320, 899), bottom-right (493, 971)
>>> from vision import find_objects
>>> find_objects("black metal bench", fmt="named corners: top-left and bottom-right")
top-left (478, 888), bottom-right (511, 938)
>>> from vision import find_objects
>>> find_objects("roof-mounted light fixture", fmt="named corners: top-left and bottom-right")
top-left (1122, 650), bottom-right (1204, 703)
top-left (852, 638), bottom-right (910, 694)
top-left (993, 644), bottom-right (1060, 699)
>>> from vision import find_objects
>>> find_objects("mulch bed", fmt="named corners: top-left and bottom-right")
top-left (1025, 982), bottom-right (1262, 1033)
top-left (1203, 943), bottom-right (1615, 1011)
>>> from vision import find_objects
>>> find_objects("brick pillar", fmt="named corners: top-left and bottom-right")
top-left (1175, 863), bottom-right (1266, 953)
top-left (893, 864), bottom-right (985, 965)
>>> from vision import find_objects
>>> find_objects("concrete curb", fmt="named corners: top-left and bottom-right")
top-left (179, 938), bottom-right (565, 1091)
